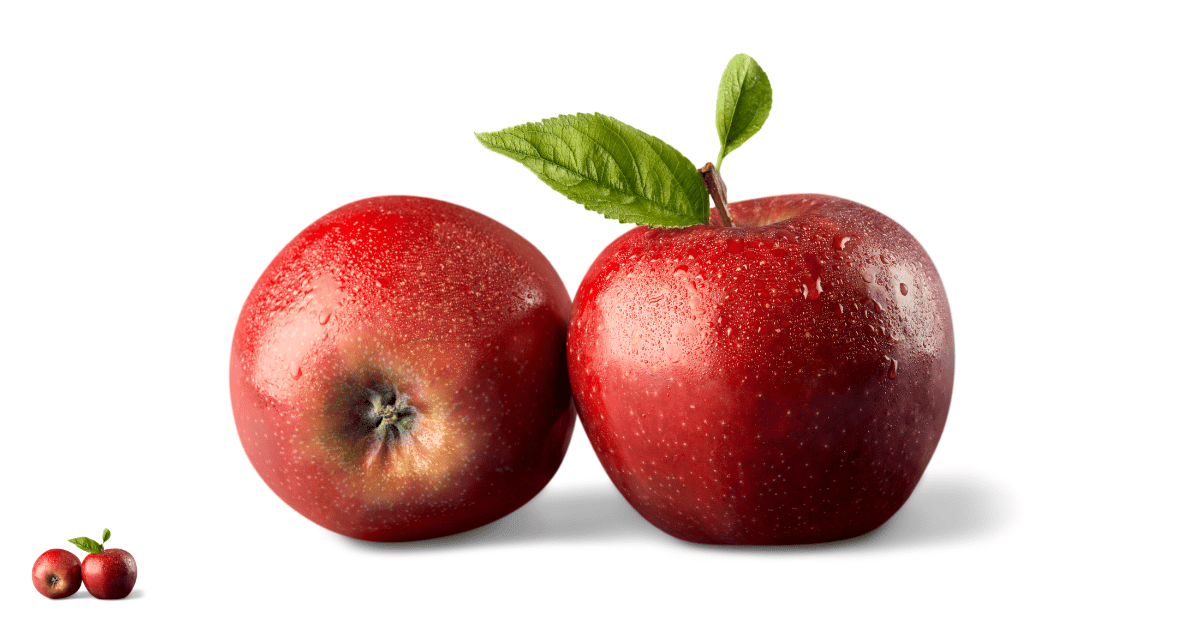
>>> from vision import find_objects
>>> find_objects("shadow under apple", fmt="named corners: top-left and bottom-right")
top-left (338, 471), bottom-right (1012, 552)
top-left (690, 471), bottom-right (1015, 553)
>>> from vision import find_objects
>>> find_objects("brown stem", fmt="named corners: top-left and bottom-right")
top-left (700, 162), bottom-right (733, 227)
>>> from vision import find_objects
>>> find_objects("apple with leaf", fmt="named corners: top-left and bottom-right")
top-left (69, 528), bottom-right (137, 599)
top-left (477, 54), bottom-right (954, 544)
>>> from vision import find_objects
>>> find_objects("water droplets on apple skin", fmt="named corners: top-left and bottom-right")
top-left (597, 218), bottom-right (930, 382)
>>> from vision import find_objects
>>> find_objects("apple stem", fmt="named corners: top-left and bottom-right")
top-left (700, 163), bottom-right (733, 227)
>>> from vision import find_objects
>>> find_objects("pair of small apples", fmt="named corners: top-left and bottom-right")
top-left (230, 55), bottom-right (953, 545)
top-left (33, 530), bottom-right (137, 599)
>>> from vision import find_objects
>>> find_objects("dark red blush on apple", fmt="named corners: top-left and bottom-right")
top-left (79, 549), bottom-right (137, 600)
top-left (81, 548), bottom-right (137, 599)
top-left (569, 194), bottom-right (953, 544)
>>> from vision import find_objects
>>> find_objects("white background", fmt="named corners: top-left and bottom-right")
top-left (2, 1), bottom-right (1196, 625)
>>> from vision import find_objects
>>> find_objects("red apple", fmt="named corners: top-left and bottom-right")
top-left (32, 549), bottom-right (81, 599)
top-left (568, 194), bottom-right (954, 544)
top-left (230, 195), bottom-right (574, 541)
top-left (81, 548), bottom-right (136, 599)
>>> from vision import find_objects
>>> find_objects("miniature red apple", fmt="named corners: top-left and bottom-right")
top-left (82, 549), bottom-right (137, 600)
top-left (32, 549), bottom-right (81, 599)
top-left (568, 194), bottom-right (953, 543)
top-left (230, 196), bottom-right (574, 541)
top-left (69, 528), bottom-right (136, 599)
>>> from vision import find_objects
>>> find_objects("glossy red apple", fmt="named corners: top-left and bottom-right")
top-left (32, 549), bottom-right (81, 599)
top-left (81, 549), bottom-right (137, 599)
top-left (569, 194), bottom-right (954, 544)
top-left (230, 195), bottom-right (574, 541)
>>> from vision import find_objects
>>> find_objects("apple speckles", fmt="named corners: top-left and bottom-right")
top-left (568, 194), bottom-right (952, 544)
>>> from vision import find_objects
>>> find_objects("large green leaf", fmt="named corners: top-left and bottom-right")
top-left (68, 536), bottom-right (104, 554)
top-left (477, 113), bottom-right (709, 227)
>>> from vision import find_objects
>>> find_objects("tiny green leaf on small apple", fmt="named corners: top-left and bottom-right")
top-left (68, 535), bottom-right (104, 554)
top-left (715, 53), bottom-right (772, 171)
top-left (475, 113), bottom-right (708, 226)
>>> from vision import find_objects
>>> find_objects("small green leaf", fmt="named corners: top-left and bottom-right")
top-left (477, 113), bottom-right (709, 227)
top-left (102, 528), bottom-right (111, 543)
top-left (69, 536), bottom-right (104, 554)
top-left (715, 54), bottom-right (772, 170)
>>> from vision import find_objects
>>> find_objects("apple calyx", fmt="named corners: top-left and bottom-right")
top-left (68, 528), bottom-right (112, 554)
top-left (342, 378), bottom-right (424, 469)
top-left (700, 163), bottom-right (733, 227)
top-left (367, 387), bottom-right (419, 443)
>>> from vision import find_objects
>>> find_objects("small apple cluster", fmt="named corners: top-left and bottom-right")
top-left (32, 529), bottom-right (137, 599)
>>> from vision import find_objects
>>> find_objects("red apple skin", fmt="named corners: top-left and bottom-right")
top-left (569, 194), bottom-right (954, 544)
top-left (81, 549), bottom-right (136, 599)
top-left (32, 549), bottom-right (82, 599)
top-left (230, 196), bottom-right (574, 542)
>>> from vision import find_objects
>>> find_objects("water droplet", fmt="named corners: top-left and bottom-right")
top-left (318, 309), bottom-right (332, 325)
top-left (807, 277), bottom-right (823, 301)
top-left (290, 363), bottom-right (303, 379)
top-left (873, 299), bottom-right (884, 313)
top-left (674, 264), bottom-right (689, 278)
top-left (887, 358), bottom-right (898, 379)
top-left (899, 283), bottom-right (909, 296)
top-left (835, 236), bottom-right (851, 250)
top-left (666, 344), bottom-right (683, 363)
top-left (836, 303), bottom-right (845, 316)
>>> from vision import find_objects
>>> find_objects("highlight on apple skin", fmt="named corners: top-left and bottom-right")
top-left (568, 194), bottom-right (954, 544)
top-left (230, 196), bottom-right (575, 542)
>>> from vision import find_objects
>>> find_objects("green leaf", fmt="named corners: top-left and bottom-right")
top-left (69, 536), bottom-right (104, 554)
top-left (476, 113), bottom-right (709, 227)
top-left (715, 54), bottom-right (772, 170)
top-left (102, 528), bottom-right (111, 543)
